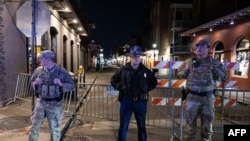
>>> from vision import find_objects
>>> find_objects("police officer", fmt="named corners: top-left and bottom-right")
top-left (111, 45), bottom-right (158, 141)
top-left (177, 39), bottom-right (227, 141)
top-left (29, 50), bottom-right (75, 141)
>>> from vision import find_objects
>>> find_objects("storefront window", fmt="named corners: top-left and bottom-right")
top-left (234, 38), bottom-right (249, 77)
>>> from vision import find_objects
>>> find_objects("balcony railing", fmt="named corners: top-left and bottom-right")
top-left (170, 45), bottom-right (190, 54)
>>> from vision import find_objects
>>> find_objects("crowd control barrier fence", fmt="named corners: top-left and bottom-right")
top-left (10, 73), bottom-right (250, 141)
top-left (76, 82), bottom-right (250, 140)
top-left (7, 73), bottom-right (77, 117)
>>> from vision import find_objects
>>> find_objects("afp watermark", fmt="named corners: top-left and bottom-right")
top-left (224, 125), bottom-right (250, 140)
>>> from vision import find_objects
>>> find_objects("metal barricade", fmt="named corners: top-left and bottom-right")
top-left (77, 83), bottom-right (182, 134)
top-left (10, 73), bottom-right (250, 140)
top-left (214, 89), bottom-right (250, 132)
top-left (7, 73), bottom-right (35, 103)
top-left (62, 90), bottom-right (77, 116)
top-left (76, 82), bottom-right (250, 140)
top-left (8, 73), bottom-right (77, 117)
top-left (77, 83), bottom-right (120, 120)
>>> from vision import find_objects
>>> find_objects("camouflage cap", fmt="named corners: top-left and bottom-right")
top-left (196, 39), bottom-right (211, 48)
top-left (39, 50), bottom-right (55, 59)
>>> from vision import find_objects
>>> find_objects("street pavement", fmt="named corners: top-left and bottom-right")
top-left (0, 65), bottom-right (225, 141)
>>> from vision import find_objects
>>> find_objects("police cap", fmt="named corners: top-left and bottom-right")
top-left (127, 45), bottom-right (145, 56)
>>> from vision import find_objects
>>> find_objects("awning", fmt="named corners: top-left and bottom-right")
top-left (181, 7), bottom-right (250, 37)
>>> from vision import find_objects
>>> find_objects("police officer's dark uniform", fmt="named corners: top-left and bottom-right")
top-left (111, 45), bottom-right (158, 141)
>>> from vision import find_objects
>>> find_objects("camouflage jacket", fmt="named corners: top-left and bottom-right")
top-left (177, 56), bottom-right (227, 92)
top-left (31, 65), bottom-right (75, 99)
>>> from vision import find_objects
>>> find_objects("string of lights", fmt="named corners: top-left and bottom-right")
top-left (181, 7), bottom-right (250, 37)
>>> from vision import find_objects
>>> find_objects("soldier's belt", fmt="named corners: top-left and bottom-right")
top-left (188, 90), bottom-right (213, 96)
top-left (41, 95), bottom-right (63, 102)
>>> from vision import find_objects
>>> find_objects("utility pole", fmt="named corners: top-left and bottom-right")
top-left (31, 0), bottom-right (37, 111)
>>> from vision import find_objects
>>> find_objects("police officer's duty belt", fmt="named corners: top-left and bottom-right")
top-left (124, 94), bottom-right (147, 102)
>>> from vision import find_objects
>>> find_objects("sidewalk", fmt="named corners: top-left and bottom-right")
top-left (63, 116), bottom-right (169, 141)
top-left (0, 95), bottom-right (170, 141)
top-left (0, 96), bottom-right (224, 141)
top-left (0, 100), bottom-right (51, 140)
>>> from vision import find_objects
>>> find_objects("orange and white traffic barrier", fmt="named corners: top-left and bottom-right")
top-left (214, 98), bottom-right (237, 108)
top-left (166, 98), bottom-right (185, 106)
top-left (153, 61), bottom-right (238, 70)
top-left (156, 79), bottom-right (238, 89)
top-left (157, 79), bottom-right (186, 88)
top-left (225, 62), bottom-right (239, 70)
top-left (153, 60), bottom-right (239, 89)
top-left (153, 61), bottom-right (183, 69)
top-left (151, 97), bottom-right (184, 106)
top-left (151, 97), bottom-right (166, 106)
top-left (152, 97), bottom-right (236, 107)
top-left (216, 80), bottom-right (238, 89)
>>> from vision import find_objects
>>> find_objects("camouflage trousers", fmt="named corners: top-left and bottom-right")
top-left (28, 100), bottom-right (64, 141)
top-left (184, 94), bottom-right (215, 141)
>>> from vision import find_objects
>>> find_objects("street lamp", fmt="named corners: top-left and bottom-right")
top-left (152, 43), bottom-right (157, 61)
top-left (152, 43), bottom-right (158, 75)
top-left (96, 45), bottom-right (102, 71)
top-left (100, 48), bottom-right (104, 68)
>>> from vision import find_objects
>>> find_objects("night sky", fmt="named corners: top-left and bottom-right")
top-left (82, 0), bottom-right (146, 58)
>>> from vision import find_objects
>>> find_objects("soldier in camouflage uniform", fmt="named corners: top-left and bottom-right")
top-left (177, 39), bottom-right (227, 141)
top-left (28, 50), bottom-right (75, 141)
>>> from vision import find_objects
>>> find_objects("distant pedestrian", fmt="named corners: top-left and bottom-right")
top-left (177, 39), bottom-right (227, 141)
top-left (28, 50), bottom-right (75, 141)
top-left (111, 45), bottom-right (158, 141)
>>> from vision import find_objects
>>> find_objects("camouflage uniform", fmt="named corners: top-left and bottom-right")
top-left (29, 64), bottom-right (75, 141)
top-left (178, 56), bottom-right (227, 141)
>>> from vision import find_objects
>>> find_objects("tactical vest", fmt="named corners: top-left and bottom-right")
top-left (37, 66), bottom-right (63, 100)
top-left (186, 57), bottom-right (217, 92)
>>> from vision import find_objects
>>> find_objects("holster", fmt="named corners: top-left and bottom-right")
top-left (181, 87), bottom-right (188, 101)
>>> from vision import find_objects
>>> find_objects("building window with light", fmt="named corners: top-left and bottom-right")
top-left (234, 38), bottom-right (249, 77)
top-left (214, 42), bottom-right (224, 63)
top-left (50, 27), bottom-right (58, 63)
top-left (63, 35), bottom-right (68, 69)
